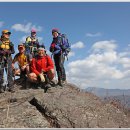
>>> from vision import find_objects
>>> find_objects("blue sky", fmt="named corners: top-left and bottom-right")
top-left (0, 2), bottom-right (130, 89)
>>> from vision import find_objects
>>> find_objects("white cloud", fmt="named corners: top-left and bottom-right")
top-left (71, 41), bottom-right (85, 49)
top-left (68, 51), bottom-right (75, 57)
top-left (0, 21), bottom-right (4, 28)
top-left (92, 40), bottom-right (117, 52)
top-left (86, 32), bottom-right (102, 37)
top-left (20, 36), bottom-right (27, 43)
top-left (38, 37), bottom-right (43, 43)
top-left (11, 22), bottom-right (42, 33)
top-left (67, 40), bottom-right (130, 89)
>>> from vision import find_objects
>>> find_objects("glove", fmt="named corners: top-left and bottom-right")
top-left (51, 43), bottom-right (55, 48)
top-left (5, 50), bottom-right (11, 55)
top-left (55, 45), bottom-right (61, 50)
top-left (38, 73), bottom-right (45, 82)
top-left (0, 50), bottom-right (6, 55)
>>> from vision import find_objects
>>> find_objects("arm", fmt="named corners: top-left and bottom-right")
top-left (12, 55), bottom-right (17, 69)
top-left (10, 42), bottom-right (15, 54)
top-left (44, 56), bottom-right (54, 72)
top-left (31, 58), bottom-right (40, 75)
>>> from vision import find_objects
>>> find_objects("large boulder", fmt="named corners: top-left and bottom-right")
top-left (0, 82), bottom-right (129, 128)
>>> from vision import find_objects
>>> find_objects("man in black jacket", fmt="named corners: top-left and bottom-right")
top-left (0, 30), bottom-right (15, 93)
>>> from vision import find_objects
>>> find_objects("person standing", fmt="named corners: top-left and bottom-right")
top-left (50, 28), bottom-right (67, 87)
top-left (24, 29), bottom-right (40, 62)
top-left (0, 30), bottom-right (15, 93)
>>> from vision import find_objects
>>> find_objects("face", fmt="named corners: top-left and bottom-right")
top-left (3, 33), bottom-right (10, 39)
top-left (31, 32), bottom-right (36, 37)
top-left (38, 50), bottom-right (45, 57)
top-left (52, 32), bottom-right (58, 38)
top-left (18, 46), bottom-right (25, 53)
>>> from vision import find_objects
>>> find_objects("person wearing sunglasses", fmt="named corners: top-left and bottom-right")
top-left (0, 30), bottom-right (15, 93)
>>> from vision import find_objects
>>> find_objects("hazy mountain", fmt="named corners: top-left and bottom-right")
top-left (85, 87), bottom-right (130, 108)
top-left (85, 87), bottom-right (130, 97)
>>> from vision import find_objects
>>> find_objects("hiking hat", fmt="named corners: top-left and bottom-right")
top-left (31, 29), bottom-right (36, 33)
top-left (37, 47), bottom-right (45, 52)
top-left (2, 30), bottom-right (11, 35)
top-left (52, 28), bottom-right (59, 34)
top-left (18, 43), bottom-right (25, 49)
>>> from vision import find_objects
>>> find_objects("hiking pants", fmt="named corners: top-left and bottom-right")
top-left (54, 54), bottom-right (66, 81)
top-left (0, 56), bottom-right (14, 88)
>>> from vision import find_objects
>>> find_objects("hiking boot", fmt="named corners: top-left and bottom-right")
top-left (8, 88), bottom-right (15, 93)
top-left (0, 84), bottom-right (5, 93)
top-left (57, 80), bottom-right (63, 87)
top-left (62, 80), bottom-right (67, 85)
top-left (50, 80), bottom-right (56, 87)
top-left (25, 79), bottom-right (30, 89)
top-left (44, 83), bottom-right (51, 93)
top-left (0, 87), bottom-right (4, 93)
top-left (8, 86), bottom-right (15, 93)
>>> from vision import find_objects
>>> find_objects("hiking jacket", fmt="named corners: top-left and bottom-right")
top-left (0, 38), bottom-right (15, 56)
top-left (12, 53), bottom-right (28, 68)
top-left (31, 55), bottom-right (54, 75)
top-left (50, 36), bottom-right (63, 55)
top-left (25, 36), bottom-right (40, 54)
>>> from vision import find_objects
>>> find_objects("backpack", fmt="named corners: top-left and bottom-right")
top-left (59, 34), bottom-right (71, 60)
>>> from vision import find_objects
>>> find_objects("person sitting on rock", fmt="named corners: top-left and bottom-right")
top-left (28, 47), bottom-right (55, 90)
top-left (12, 43), bottom-right (30, 79)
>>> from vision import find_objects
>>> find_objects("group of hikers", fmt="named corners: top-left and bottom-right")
top-left (0, 28), bottom-right (71, 93)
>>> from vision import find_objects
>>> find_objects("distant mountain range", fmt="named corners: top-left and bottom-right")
top-left (85, 87), bottom-right (130, 108)
top-left (85, 87), bottom-right (130, 97)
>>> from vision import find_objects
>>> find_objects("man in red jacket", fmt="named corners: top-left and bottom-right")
top-left (28, 47), bottom-right (55, 85)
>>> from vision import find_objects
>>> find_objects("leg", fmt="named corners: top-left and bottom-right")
top-left (26, 65), bottom-right (30, 76)
top-left (0, 63), bottom-right (4, 92)
top-left (28, 72), bottom-right (38, 83)
top-left (54, 55), bottom-right (62, 83)
top-left (14, 68), bottom-right (21, 76)
top-left (60, 54), bottom-right (66, 82)
top-left (47, 69), bottom-right (55, 81)
top-left (6, 56), bottom-right (14, 92)
top-left (20, 69), bottom-right (26, 79)
top-left (54, 54), bottom-right (64, 86)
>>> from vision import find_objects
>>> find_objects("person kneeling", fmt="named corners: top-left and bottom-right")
top-left (28, 48), bottom-right (55, 91)
top-left (12, 43), bottom-right (30, 86)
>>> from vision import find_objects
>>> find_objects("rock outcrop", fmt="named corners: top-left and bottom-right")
top-left (0, 82), bottom-right (129, 128)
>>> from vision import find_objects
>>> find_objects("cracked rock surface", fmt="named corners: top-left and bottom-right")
top-left (0, 82), bottom-right (129, 128)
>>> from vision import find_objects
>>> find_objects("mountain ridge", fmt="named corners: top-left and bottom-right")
top-left (0, 82), bottom-right (129, 128)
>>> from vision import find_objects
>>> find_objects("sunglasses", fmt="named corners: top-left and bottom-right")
top-left (4, 33), bottom-right (11, 35)
top-left (52, 31), bottom-right (58, 34)
top-left (18, 46), bottom-right (24, 49)
top-left (31, 32), bottom-right (36, 34)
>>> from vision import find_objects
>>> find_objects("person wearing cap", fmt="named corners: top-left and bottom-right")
top-left (12, 43), bottom-right (30, 79)
top-left (25, 29), bottom-right (42, 61)
top-left (0, 30), bottom-right (15, 93)
top-left (50, 28), bottom-right (67, 87)
top-left (28, 47), bottom-right (54, 88)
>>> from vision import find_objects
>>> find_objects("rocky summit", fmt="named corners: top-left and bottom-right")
top-left (0, 81), bottom-right (129, 128)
